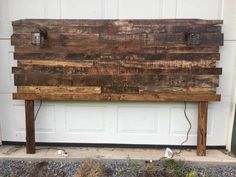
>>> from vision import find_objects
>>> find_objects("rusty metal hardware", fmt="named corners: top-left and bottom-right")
top-left (31, 27), bottom-right (47, 46)
top-left (187, 33), bottom-right (200, 45)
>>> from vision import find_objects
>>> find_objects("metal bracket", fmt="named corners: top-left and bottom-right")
top-left (187, 33), bottom-right (200, 45)
top-left (31, 27), bottom-right (47, 47)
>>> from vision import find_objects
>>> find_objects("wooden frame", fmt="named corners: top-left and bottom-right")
top-left (11, 19), bottom-right (223, 156)
top-left (24, 99), bottom-right (209, 156)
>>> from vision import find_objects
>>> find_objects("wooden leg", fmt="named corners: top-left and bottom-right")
top-left (25, 100), bottom-right (35, 154)
top-left (197, 101), bottom-right (208, 156)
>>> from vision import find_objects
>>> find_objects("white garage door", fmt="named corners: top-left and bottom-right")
top-left (0, 0), bottom-right (235, 146)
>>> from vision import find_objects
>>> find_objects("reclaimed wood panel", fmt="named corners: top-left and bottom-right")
top-left (11, 19), bottom-right (223, 101)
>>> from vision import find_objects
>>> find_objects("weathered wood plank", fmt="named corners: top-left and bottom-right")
top-left (12, 19), bottom-right (223, 27)
top-left (139, 86), bottom-right (216, 94)
top-left (13, 93), bottom-right (221, 101)
top-left (12, 24), bottom-right (221, 34)
top-left (16, 59), bottom-right (217, 69)
top-left (101, 87), bottom-right (139, 93)
top-left (11, 33), bottom-right (223, 47)
top-left (18, 86), bottom-right (101, 94)
top-left (14, 73), bottom-right (219, 88)
top-left (119, 60), bottom-right (217, 68)
top-left (13, 66), bottom-right (222, 75)
top-left (17, 60), bottom-right (93, 68)
top-left (14, 46), bottom-right (220, 54)
top-left (13, 52), bottom-right (220, 61)
top-left (17, 86), bottom-right (216, 95)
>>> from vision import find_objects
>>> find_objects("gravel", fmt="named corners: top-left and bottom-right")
top-left (0, 159), bottom-right (235, 177)
top-left (0, 160), bottom-right (80, 177)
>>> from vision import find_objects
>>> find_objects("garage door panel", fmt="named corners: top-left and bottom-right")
top-left (65, 105), bottom-right (106, 134)
top-left (118, 0), bottom-right (162, 19)
top-left (61, 0), bottom-right (104, 19)
top-left (117, 107), bottom-right (160, 134)
top-left (176, 0), bottom-right (222, 19)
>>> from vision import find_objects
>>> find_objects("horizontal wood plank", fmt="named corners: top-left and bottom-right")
top-left (17, 86), bottom-right (101, 94)
top-left (14, 73), bottom-right (219, 88)
top-left (14, 46), bottom-right (220, 54)
top-left (13, 52), bottom-right (220, 61)
top-left (12, 19), bottom-right (223, 27)
top-left (13, 92), bottom-right (221, 101)
top-left (17, 59), bottom-right (217, 69)
top-left (11, 33), bottom-right (223, 48)
top-left (13, 24), bottom-right (221, 34)
top-left (139, 86), bottom-right (216, 94)
top-left (17, 86), bottom-right (216, 95)
top-left (13, 66), bottom-right (222, 75)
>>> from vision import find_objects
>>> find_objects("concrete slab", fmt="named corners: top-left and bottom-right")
top-left (0, 145), bottom-right (235, 163)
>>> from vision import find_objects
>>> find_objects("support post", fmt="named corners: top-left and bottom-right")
top-left (197, 101), bottom-right (208, 156)
top-left (25, 100), bottom-right (35, 154)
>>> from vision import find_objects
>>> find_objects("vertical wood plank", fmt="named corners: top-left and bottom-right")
top-left (25, 100), bottom-right (35, 154)
top-left (197, 101), bottom-right (208, 156)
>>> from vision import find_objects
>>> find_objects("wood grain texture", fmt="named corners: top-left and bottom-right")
top-left (11, 19), bottom-right (222, 101)
top-left (13, 93), bottom-right (220, 101)
top-left (12, 19), bottom-right (223, 26)
top-left (14, 73), bottom-right (219, 88)
top-left (18, 86), bottom-right (101, 94)
top-left (11, 33), bottom-right (223, 48)
top-left (11, 19), bottom-right (223, 156)
top-left (197, 101), bottom-right (208, 156)
top-left (12, 66), bottom-right (222, 75)
top-left (25, 100), bottom-right (35, 154)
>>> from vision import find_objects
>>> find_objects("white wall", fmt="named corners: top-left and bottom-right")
top-left (223, 0), bottom-right (236, 150)
top-left (0, 0), bottom-right (235, 149)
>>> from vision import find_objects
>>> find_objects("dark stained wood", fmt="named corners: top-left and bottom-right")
top-left (12, 19), bottom-right (223, 29)
top-left (197, 101), bottom-right (208, 156)
top-left (11, 33), bottom-right (223, 48)
top-left (13, 52), bottom-right (220, 61)
top-left (25, 100), bottom-right (35, 154)
top-left (14, 73), bottom-right (219, 88)
top-left (139, 86), bottom-right (216, 94)
top-left (14, 93), bottom-right (220, 102)
top-left (102, 87), bottom-right (139, 93)
top-left (11, 19), bottom-right (223, 156)
top-left (14, 46), bottom-right (220, 54)
top-left (12, 66), bottom-right (222, 75)
top-left (12, 24), bottom-right (221, 34)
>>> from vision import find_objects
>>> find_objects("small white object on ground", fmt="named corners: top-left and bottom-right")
top-left (165, 148), bottom-right (173, 159)
top-left (57, 150), bottom-right (68, 157)
top-left (57, 150), bottom-right (63, 155)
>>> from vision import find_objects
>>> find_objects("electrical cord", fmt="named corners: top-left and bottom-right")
top-left (146, 101), bottom-right (192, 163)
top-left (34, 101), bottom-right (192, 160)
top-left (34, 100), bottom-right (42, 120)
top-left (33, 101), bottom-right (68, 156)
top-left (172, 101), bottom-right (192, 157)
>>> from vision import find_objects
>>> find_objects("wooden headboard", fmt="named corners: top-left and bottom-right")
top-left (11, 19), bottom-right (223, 155)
